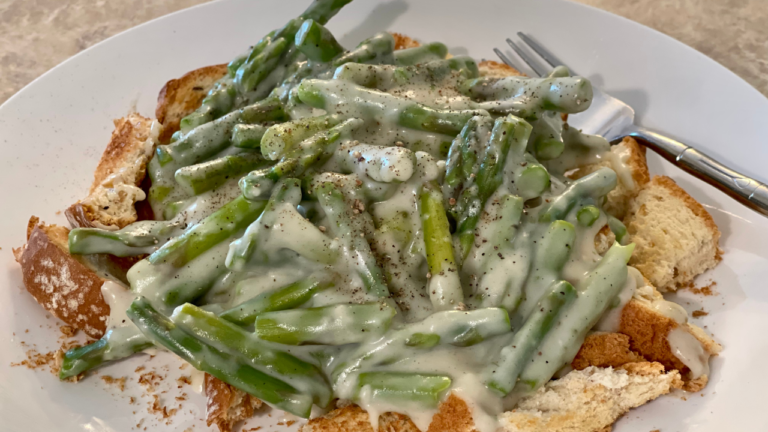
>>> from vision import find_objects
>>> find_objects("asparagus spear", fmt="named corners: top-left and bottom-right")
top-left (333, 57), bottom-right (479, 90)
top-left (174, 152), bottom-right (268, 196)
top-left (515, 220), bottom-right (576, 323)
top-left (68, 220), bottom-right (178, 257)
top-left (577, 205), bottom-right (601, 227)
top-left (357, 372), bottom-right (451, 407)
top-left (455, 115), bottom-right (533, 260)
top-left (515, 243), bottom-right (634, 392)
top-left (240, 118), bottom-right (361, 199)
top-left (232, 124), bottom-right (268, 149)
top-left (314, 181), bottom-right (390, 298)
top-left (59, 326), bottom-right (151, 379)
top-left (295, 19), bottom-right (345, 62)
top-left (485, 280), bottom-right (576, 396)
top-left (420, 181), bottom-right (463, 310)
top-left (538, 167), bottom-right (617, 222)
top-left (393, 42), bottom-right (448, 66)
top-left (220, 277), bottom-right (334, 325)
top-left (333, 308), bottom-right (510, 387)
top-left (172, 303), bottom-right (333, 407)
top-left (608, 215), bottom-right (628, 244)
top-left (253, 302), bottom-right (396, 345)
top-left (128, 297), bottom-right (315, 418)
top-left (296, 79), bottom-right (485, 136)
top-left (461, 75), bottom-right (593, 118)
top-left (226, 179), bottom-right (303, 271)
top-left (332, 32), bottom-right (395, 66)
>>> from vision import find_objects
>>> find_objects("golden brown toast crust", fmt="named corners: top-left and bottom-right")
top-left (572, 332), bottom-right (644, 370)
top-left (90, 115), bottom-right (154, 195)
top-left (619, 300), bottom-right (688, 374)
top-left (204, 374), bottom-right (263, 432)
top-left (391, 32), bottom-right (421, 50)
top-left (302, 394), bottom-right (475, 432)
top-left (477, 60), bottom-right (524, 77)
top-left (155, 64), bottom-right (228, 142)
top-left (14, 217), bottom-right (109, 339)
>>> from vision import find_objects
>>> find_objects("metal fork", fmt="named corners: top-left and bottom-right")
top-left (495, 33), bottom-right (768, 217)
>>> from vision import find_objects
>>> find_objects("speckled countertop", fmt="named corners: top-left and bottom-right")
top-left (1, 0), bottom-right (766, 104)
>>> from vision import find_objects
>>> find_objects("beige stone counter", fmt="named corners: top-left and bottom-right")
top-left (1, 0), bottom-right (765, 104)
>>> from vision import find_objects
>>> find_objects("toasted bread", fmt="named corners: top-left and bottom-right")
top-left (302, 394), bottom-right (475, 432)
top-left (572, 332), bottom-right (644, 370)
top-left (477, 60), bottom-right (524, 78)
top-left (66, 114), bottom-right (160, 230)
top-left (569, 137), bottom-right (650, 220)
top-left (13, 217), bottom-right (109, 339)
top-left (624, 176), bottom-right (722, 291)
top-left (500, 363), bottom-right (682, 432)
top-left (155, 64), bottom-right (228, 143)
top-left (204, 374), bottom-right (263, 432)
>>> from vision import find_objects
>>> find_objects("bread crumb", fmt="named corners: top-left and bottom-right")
top-left (101, 375), bottom-right (127, 391)
top-left (692, 310), bottom-right (709, 318)
top-left (60, 325), bottom-right (77, 337)
top-left (177, 375), bottom-right (191, 386)
top-left (686, 281), bottom-right (717, 296)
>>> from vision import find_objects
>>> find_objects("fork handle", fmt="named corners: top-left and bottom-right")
top-left (622, 125), bottom-right (768, 217)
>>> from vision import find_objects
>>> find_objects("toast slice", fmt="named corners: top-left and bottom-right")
top-left (624, 176), bottom-right (722, 291)
top-left (500, 362), bottom-right (682, 432)
top-left (477, 60), bottom-right (525, 78)
top-left (568, 137), bottom-right (650, 220)
top-left (204, 373), bottom-right (263, 432)
top-left (13, 217), bottom-right (110, 339)
top-left (155, 63), bottom-right (228, 143)
top-left (66, 114), bottom-right (160, 229)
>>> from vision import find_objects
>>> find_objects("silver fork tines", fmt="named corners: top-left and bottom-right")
top-left (497, 32), bottom-right (576, 77)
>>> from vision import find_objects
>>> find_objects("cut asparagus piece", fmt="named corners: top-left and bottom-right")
top-left (485, 280), bottom-right (576, 396)
top-left (253, 302), bottom-right (396, 345)
top-left (357, 372), bottom-right (451, 407)
top-left (516, 243), bottom-right (634, 392)
top-left (220, 277), bottom-right (334, 325)
top-left (172, 303), bottom-right (333, 407)
top-left (455, 115), bottom-right (533, 260)
top-left (174, 152), bottom-right (268, 196)
top-left (393, 42), bottom-right (448, 65)
top-left (314, 181), bottom-right (390, 298)
top-left (241, 118), bottom-right (361, 199)
top-left (420, 181), bottom-right (462, 310)
top-left (538, 167), bottom-right (617, 222)
top-left (128, 297), bottom-right (314, 417)
top-left (295, 19), bottom-right (344, 62)
top-left (226, 179), bottom-right (303, 271)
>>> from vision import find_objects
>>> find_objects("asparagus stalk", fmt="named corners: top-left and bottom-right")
top-left (332, 32), bottom-right (395, 66)
top-left (253, 302), bottom-right (396, 345)
top-left (68, 220), bottom-right (178, 257)
top-left (172, 303), bottom-right (333, 407)
top-left (315, 181), bottom-right (390, 298)
top-left (485, 280), bottom-right (576, 396)
top-left (59, 326), bottom-right (151, 379)
top-left (295, 19), bottom-right (345, 62)
top-left (333, 308), bottom-right (511, 385)
top-left (393, 42), bottom-right (448, 66)
top-left (296, 79), bottom-right (486, 136)
top-left (455, 115), bottom-right (532, 260)
top-left (128, 297), bottom-right (315, 417)
top-left (538, 167), bottom-right (617, 222)
top-left (174, 152), bottom-right (268, 196)
top-left (357, 372), bottom-right (451, 407)
top-left (232, 124), bottom-right (268, 149)
top-left (577, 205), bottom-right (601, 227)
top-left (461, 75), bottom-right (593, 118)
top-left (515, 243), bottom-right (634, 392)
top-left (220, 277), bottom-right (334, 325)
top-left (240, 118), bottom-right (361, 199)
top-left (261, 115), bottom-right (343, 161)
top-left (420, 181), bottom-right (463, 310)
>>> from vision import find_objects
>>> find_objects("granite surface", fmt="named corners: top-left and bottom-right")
top-left (0, 0), bottom-right (766, 104)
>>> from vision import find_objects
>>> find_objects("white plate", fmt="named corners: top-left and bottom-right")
top-left (1, 0), bottom-right (767, 430)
